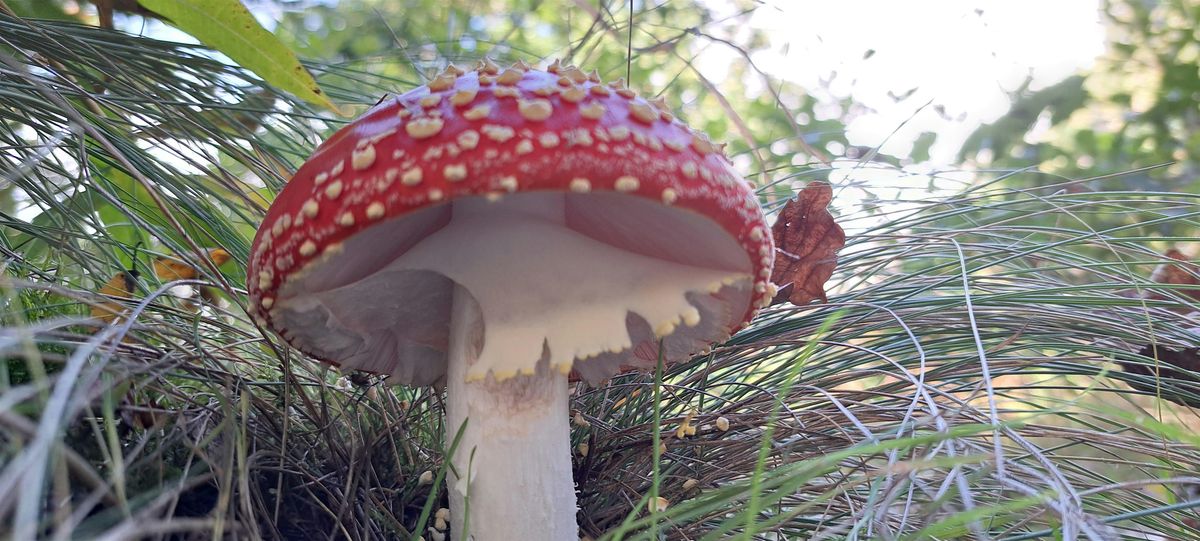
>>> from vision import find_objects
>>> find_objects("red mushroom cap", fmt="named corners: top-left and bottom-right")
top-left (248, 59), bottom-right (775, 385)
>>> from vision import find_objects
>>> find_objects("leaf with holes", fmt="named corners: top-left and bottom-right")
top-left (769, 181), bottom-right (845, 306)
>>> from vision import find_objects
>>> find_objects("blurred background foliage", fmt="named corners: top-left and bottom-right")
top-left (960, 0), bottom-right (1200, 196)
top-left (2, 0), bottom-right (1199, 539)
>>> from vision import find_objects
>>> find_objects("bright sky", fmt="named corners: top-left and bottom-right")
top-left (703, 0), bottom-right (1107, 166)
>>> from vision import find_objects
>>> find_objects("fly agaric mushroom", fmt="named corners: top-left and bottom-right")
top-left (248, 58), bottom-right (775, 540)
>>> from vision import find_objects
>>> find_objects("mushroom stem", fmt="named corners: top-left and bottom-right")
top-left (445, 285), bottom-right (578, 541)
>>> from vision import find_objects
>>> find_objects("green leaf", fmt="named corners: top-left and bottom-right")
top-left (909, 131), bottom-right (937, 163)
top-left (135, 0), bottom-right (338, 112)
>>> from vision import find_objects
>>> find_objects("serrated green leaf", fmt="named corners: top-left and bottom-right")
top-left (135, 0), bottom-right (338, 112)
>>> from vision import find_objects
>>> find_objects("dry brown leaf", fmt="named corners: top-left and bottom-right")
top-left (769, 181), bottom-right (846, 306)
top-left (90, 0), bottom-right (160, 29)
top-left (1118, 248), bottom-right (1200, 409)
top-left (152, 247), bottom-right (231, 281)
top-left (90, 270), bottom-right (140, 324)
top-left (1146, 248), bottom-right (1200, 303)
top-left (1119, 344), bottom-right (1200, 408)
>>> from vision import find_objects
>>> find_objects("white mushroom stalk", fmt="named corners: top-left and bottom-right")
top-left (444, 287), bottom-right (576, 539)
top-left (411, 195), bottom-right (746, 538)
